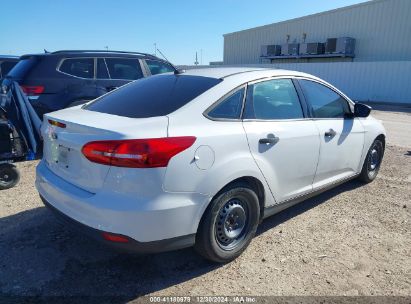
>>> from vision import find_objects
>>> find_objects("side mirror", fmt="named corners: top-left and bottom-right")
top-left (354, 103), bottom-right (372, 118)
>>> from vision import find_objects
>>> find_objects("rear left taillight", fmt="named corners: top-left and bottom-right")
top-left (21, 85), bottom-right (44, 96)
top-left (81, 137), bottom-right (196, 168)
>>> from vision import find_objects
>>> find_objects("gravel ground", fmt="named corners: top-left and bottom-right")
top-left (372, 108), bottom-right (411, 148)
top-left (0, 111), bottom-right (410, 301)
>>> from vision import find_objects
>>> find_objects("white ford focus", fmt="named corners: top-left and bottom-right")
top-left (36, 68), bottom-right (385, 262)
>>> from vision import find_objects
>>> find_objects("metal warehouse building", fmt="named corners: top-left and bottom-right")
top-left (223, 0), bottom-right (411, 104)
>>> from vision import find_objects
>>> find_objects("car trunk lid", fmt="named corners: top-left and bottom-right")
top-left (42, 107), bottom-right (168, 193)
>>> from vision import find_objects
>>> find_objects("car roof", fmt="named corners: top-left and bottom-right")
top-left (51, 50), bottom-right (156, 57)
top-left (0, 55), bottom-right (19, 60)
top-left (183, 67), bottom-right (319, 83)
top-left (19, 50), bottom-right (166, 61)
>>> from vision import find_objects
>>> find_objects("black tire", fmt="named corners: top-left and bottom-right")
top-left (0, 164), bottom-right (20, 190)
top-left (195, 182), bottom-right (260, 263)
top-left (358, 139), bottom-right (384, 183)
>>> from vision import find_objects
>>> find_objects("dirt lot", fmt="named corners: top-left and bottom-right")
top-left (0, 110), bottom-right (410, 301)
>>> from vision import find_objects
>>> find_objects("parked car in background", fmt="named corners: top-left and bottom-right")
top-left (1, 50), bottom-right (176, 117)
top-left (0, 55), bottom-right (19, 82)
top-left (36, 68), bottom-right (386, 263)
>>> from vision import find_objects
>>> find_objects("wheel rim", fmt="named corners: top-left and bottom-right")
top-left (0, 170), bottom-right (12, 186)
top-left (368, 145), bottom-right (381, 172)
top-left (215, 198), bottom-right (248, 250)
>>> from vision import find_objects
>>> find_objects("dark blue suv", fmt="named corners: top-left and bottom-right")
top-left (1, 50), bottom-right (176, 117)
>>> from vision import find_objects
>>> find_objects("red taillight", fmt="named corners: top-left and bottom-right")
top-left (48, 119), bottom-right (66, 128)
top-left (21, 85), bottom-right (44, 95)
top-left (102, 232), bottom-right (129, 243)
top-left (81, 137), bottom-right (196, 168)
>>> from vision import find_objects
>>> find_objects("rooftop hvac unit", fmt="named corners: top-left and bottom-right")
top-left (325, 38), bottom-right (337, 53)
top-left (336, 37), bottom-right (356, 54)
top-left (326, 37), bottom-right (356, 54)
top-left (281, 43), bottom-right (299, 56)
top-left (299, 43), bottom-right (325, 55)
top-left (261, 45), bottom-right (281, 56)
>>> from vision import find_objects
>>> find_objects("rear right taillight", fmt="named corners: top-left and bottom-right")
top-left (81, 137), bottom-right (196, 168)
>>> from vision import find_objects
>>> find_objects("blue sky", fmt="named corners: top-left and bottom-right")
top-left (0, 0), bottom-right (366, 64)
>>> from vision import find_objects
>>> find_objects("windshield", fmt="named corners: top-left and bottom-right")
top-left (85, 74), bottom-right (222, 118)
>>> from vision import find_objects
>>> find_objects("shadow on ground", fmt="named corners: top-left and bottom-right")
top-left (0, 180), bottom-right (363, 302)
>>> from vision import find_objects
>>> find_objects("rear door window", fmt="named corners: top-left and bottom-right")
top-left (105, 58), bottom-right (143, 80)
top-left (145, 59), bottom-right (175, 75)
top-left (85, 74), bottom-right (222, 118)
top-left (207, 88), bottom-right (244, 119)
top-left (59, 58), bottom-right (94, 79)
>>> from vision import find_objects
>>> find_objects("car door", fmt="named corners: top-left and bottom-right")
top-left (242, 78), bottom-right (320, 203)
top-left (297, 79), bottom-right (365, 189)
top-left (95, 57), bottom-right (145, 96)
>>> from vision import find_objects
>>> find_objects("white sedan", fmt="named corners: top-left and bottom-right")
top-left (36, 68), bottom-right (385, 262)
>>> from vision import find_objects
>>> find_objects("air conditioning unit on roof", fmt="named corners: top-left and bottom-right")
top-left (300, 42), bottom-right (325, 55)
top-left (281, 43), bottom-right (299, 55)
top-left (261, 45), bottom-right (281, 56)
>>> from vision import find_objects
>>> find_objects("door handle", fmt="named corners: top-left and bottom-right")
top-left (325, 129), bottom-right (337, 137)
top-left (259, 136), bottom-right (278, 145)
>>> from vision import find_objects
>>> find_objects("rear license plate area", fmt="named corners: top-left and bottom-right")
top-left (57, 145), bottom-right (70, 168)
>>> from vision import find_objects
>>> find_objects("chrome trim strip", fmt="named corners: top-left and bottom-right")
top-left (293, 76), bottom-right (355, 108)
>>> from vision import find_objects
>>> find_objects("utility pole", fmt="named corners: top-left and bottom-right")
top-left (194, 52), bottom-right (199, 65)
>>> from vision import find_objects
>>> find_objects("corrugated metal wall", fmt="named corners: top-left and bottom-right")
top-left (181, 61), bottom-right (411, 103)
top-left (253, 62), bottom-right (411, 103)
top-left (223, 0), bottom-right (411, 64)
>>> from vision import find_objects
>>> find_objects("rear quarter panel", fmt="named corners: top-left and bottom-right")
top-left (164, 81), bottom-right (276, 209)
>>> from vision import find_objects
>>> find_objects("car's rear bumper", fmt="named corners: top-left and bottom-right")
top-left (35, 160), bottom-right (210, 251)
top-left (41, 195), bottom-right (195, 253)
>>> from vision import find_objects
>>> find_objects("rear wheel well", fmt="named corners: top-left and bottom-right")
top-left (211, 176), bottom-right (265, 222)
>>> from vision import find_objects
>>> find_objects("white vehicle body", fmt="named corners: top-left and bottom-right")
top-left (36, 68), bottom-right (386, 254)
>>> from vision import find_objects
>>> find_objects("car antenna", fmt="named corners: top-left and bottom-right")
top-left (156, 47), bottom-right (184, 75)
top-left (156, 48), bottom-right (169, 62)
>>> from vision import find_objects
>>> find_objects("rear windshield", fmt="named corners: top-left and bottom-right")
top-left (85, 74), bottom-right (222, 118)
top-left (7, 57), bottom-right (37, 79)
